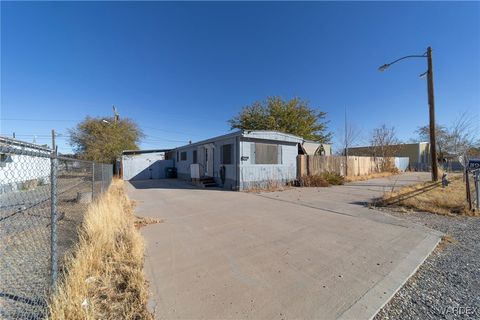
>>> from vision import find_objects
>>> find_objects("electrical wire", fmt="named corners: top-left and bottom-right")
top-left (1, 118), bottom-right (202, 139)
top-left (1, 132), bottom-right (188, 143)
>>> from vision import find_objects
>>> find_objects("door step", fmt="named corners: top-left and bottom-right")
top-left (199, 177), bottom-right (218, 188)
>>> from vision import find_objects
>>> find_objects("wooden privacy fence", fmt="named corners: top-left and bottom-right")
top-left (297, 155), bottom-right (395, 178)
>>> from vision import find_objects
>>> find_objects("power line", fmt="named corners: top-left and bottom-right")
top-left (142, 125), bottom-right (204, 137)
top-left (1, 118), bottom-right (204, 138)
top-left (0, 118), bottom-right (79, 122)
top-left (1, 132), bottom-right (188, 143)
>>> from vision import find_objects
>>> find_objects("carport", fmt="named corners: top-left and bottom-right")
top-left (121, 149), bottom-right (173, 180)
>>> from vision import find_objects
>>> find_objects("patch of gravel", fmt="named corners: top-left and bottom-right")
top-left (374, 209), bottom-right (480, 320)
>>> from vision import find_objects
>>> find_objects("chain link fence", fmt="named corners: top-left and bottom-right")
top-left (0, 137), bottom-right (113, 319)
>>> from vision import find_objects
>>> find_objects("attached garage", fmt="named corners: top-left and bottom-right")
top-left (122, 149), bottom-right (173, 181)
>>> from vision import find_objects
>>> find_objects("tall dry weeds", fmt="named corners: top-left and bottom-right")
top-left (48, 179), bottom-right (152, 320)
top-left (381, 176), bottom-right (478, 216)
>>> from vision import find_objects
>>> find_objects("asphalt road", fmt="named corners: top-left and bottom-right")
top-left (126, 173), bottom-right (441, 320)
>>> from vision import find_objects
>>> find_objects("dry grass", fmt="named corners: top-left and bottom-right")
top-left (299, 175), bottom-right (330, 187)
top-left (134, 216), bottom-right (163, 229)
top-left (436, 234), bottom-right (456, 252)
top-left (243, 180), bottom-right (294, 193)
top-left (345, 171), bottom-right (398, 182)
top-left (299, 172), bottom-right (345, 187)
top-left (48, 179), bottom-right (153, 320)
top-left (381, 176), bottom-right (478, 216)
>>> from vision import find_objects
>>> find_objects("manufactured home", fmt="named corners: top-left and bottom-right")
top-left (169, 130), bottom-right (328, 190)
top-left (0, 137), bottom-right (51, 194)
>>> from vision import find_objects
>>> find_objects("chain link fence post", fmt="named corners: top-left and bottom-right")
top-left (475, 170), bottom-right (480, 211)
top-left (101, 163), bottom-right (104, 193)
top-left (92, 162), bottom-right (95, 199)
top-left (50, 147), bottom-right (58, 289)
top-left (0, 136), bottom-right (117, 318)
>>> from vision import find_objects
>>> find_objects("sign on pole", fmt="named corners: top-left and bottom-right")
top-left (468, 159), bottom-right (480, 171)
top-left (467, 159), bottom-right (480, 211)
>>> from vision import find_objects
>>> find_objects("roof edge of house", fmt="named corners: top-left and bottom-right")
top-left (172, 130), bottom-right (305, 151)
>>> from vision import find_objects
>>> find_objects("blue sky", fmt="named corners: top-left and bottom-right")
top-left (1, 1), bottom-right (479, 153)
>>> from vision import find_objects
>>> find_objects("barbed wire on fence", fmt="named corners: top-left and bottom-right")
top-left (0, 136), bottom-right (113, 320)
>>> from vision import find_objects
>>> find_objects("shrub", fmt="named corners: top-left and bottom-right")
top-left (300, 172), bottom-right (345, 187)
top-left (300, 175), bottom-right (329, 187)
top-left (321, 172), bottom-right (345, 185)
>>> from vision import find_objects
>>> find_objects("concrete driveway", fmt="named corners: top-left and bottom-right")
top-left (125, 173), bottom-right (441, 320)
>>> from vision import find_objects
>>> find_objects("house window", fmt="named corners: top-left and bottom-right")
top-left (180, 151), bottom-right (187, 161)
top-left (252, 143), bottom-right (282, 164)
top-left (176, 151), bottom-right (179, 162)
top-left (192, 150), bottom-right (197, 164)
top-left (221, 144), bottom-right (233, 165)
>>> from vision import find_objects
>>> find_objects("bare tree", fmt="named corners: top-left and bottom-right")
top-left (415, 111), bottom-right (480, 159)
top-left (448, 112), bottom-right (479, 156)
top-left (337, 122), bottom-right (363, 156)
top-left (369, 125), bottom-right (400, 158)
top-left (369, 125), bottom-right (401, 171)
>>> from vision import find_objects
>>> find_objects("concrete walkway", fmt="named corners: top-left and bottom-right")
top-left (126, 173), bottom-right (441, 320)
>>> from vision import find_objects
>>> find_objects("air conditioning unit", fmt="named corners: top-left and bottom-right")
top-left (190, 163), bottom-right (200, 179)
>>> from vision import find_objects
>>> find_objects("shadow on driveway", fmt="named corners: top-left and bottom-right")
top-left (128, 178), bottom-right (228, 192)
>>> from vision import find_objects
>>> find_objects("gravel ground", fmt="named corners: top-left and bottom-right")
top-left (0, 177), bottom-right (101, 319)
top-left (375, 209), bottom-right (480, 320)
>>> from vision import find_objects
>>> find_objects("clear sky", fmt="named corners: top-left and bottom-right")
top-left (1, 1), bottom-right (479, 153)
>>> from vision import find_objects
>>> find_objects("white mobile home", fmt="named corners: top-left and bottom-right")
top-left (170, 130), bottom-right (322, 190)
top-left (0, 137), bottom-right (51, 194)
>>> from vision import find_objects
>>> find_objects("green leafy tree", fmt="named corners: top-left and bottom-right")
top-left (69, 117), bottom-right (144, 163)
top-left (228, 97), bottom-right (331, 142)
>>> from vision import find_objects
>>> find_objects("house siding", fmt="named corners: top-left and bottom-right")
top-left (239, 138), bottom-right (298, 190)
top-left (173, 136), bottom-right (238, 190)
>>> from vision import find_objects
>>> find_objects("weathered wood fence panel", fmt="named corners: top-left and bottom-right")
top-left (297, 155), bottom-right (395, 177)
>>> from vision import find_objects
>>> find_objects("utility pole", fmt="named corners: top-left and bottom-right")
top-left (427, 47), bottom-right (438, 181)
top-left (344, 106), bottom-right (348, 177)
top-left (51, 129), bottom-right (56, 150)
top-left (50, 129), bottom-right (58, 287)
top-left (378, 46), bottom-right (439, 182)
top-left (113, 105), bottom-right (119, 124)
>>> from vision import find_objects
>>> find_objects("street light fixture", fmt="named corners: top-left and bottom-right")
top-left (378, 46), bottom-right (439, 182)
top-left (377, 53), bottom-right (427, 72)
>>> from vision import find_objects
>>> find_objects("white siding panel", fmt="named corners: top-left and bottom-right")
top-left (122, 153), bottom-right (172, 180)
top-left (239, 141), bottom-right (298, 189)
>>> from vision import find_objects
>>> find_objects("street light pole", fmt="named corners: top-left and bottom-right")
top-left (426, 47), bottom-right (438, 181)
top-left (378, 46), bottom-right (438, 181)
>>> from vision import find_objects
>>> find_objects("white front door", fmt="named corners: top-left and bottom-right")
top-left (204, 145), bottom-right (214, 177)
